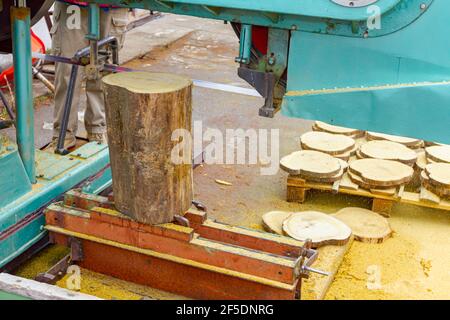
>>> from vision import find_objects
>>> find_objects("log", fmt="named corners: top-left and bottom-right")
top-left (102, 72), bottom-right (193, 225)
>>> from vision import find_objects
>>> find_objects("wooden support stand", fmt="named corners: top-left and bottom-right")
top-left (287, 175), bottom-right (450, 217)
top-left (46, 189), bottom-right (319, 300)
top-left (102, 72), bottom-right (193, 225)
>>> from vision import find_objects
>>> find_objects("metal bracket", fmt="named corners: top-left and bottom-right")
top-left (35, 254), bottom-right (71, 284)
top-left (69, 237), bottom-right (84, 262)
top-left (238, 67), bottom-right (277, 117)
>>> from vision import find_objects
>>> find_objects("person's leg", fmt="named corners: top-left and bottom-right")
top-left (110, 8), bottom-right (129, 50)
top-left (84, 8), bottom-right (129, 143)
top-left (84, 9), bottom-right (111, 142)
top-left (51, 2), bottom-right (89, 148)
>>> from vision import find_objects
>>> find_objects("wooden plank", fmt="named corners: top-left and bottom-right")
top-left (49, 231), bottom-right (297, 300)
top-left (288, 176), bottom-right (450, 213)
top-left (45, 204), bottom-right (299, 284)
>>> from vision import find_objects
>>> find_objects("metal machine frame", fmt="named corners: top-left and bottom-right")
top-left (1, 0), bottom-right (450, 270)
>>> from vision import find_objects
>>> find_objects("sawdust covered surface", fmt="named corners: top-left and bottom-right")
top-left (14, 245), bottom-right (69, 279)
top-left (56, 268), bottom-right (188, 300)
top-left (325, 204), bottom-right (450, 300)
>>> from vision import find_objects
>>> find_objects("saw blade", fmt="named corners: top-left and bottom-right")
top-left (32, 52), bottom-right (261, 98)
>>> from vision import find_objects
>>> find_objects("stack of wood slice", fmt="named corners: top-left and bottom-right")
top-left (312, 121), bottom-right (365, 139)
top-left (366, 132), bottom-right (424, 149)
top-left (357, 140), bottom-right (417, 166)
top-left (300, 131), bottom-right (356, 161)
top-left (280, 150), bottom-right (348, 183)
top-left (348, 159), bottom-right (414, 192)
top-left (420, 163), bottom-right (450, 199)
top-left (262, 210), bottom-right (352, 247)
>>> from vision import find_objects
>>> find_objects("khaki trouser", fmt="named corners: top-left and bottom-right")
top-left (51, 2), bottom-right (128, 140)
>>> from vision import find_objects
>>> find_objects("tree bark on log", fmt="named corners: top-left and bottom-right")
top-left (102, 72), bottom-right (193, 225)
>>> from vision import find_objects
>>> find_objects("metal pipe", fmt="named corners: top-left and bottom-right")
top-left (11, 5), bottom-right (36, 183)
top-left (0, 89), bottom-right (15, 121)
top-left (56, 64), bottom-right (79, 155)
top-left (55, 36), bottom-right (119, 154)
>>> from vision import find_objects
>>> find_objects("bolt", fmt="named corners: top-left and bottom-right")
top-left (363, 31), bottom-right (369, 38)
top-left (291, 24), bottom-right (298, 31)
top-left (420, 3), bottom-right (427, 10)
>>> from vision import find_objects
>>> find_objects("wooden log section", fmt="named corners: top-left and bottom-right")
top-left (102, 72), bottom-right (193, 225)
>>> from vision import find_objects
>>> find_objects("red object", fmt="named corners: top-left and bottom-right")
top-left (0, 30), bottom-right (46, 88)
top-left (46, 189), bottom-right (308, 299)
top-left (251, 26), bottom-right (269, 55)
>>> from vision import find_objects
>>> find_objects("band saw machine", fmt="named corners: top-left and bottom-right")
top-left (1, 0), bottom-right (449, 299)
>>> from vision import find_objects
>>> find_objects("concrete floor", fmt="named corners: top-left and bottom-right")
top-left (8, 13), bottom-right (450, 299)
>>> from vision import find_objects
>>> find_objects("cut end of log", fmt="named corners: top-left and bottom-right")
top-left (103, 71), bottom-right (192, 94)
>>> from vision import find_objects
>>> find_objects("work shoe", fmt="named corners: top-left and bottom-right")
top-left (44, 135), bottom-right (77, 153)
top-left (87, 133), bottom-right (108, 145)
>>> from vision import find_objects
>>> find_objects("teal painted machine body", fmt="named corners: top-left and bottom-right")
top-left (89, 0), bottom-right (449, 143)
top-left (0, 140), bottom-right (111, 267)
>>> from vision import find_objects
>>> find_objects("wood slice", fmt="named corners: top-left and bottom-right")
top-left (425, 163), bottom-right (450, 188)
top-left (349, 159), bottom-right (414, 187)
top-left (300, 131), bottom-right (355, 155)
top-left (280, 150), bottom-right (341, 177)
top-left (103, 72), bottom-right (193, 225)
top-left (262, 211), bottom-right (293, 235)
top-left (332, 207), bottom-right (392, 244)
top-left (348, 171), bottom-right (398, 190)
top-left (282, 211), bottom-right (352, 247)
top-left (299, 167), bottom-right (344, 183)
top-left (313, 121), bottom-right (364, 137)
top-left (333, 151), bottom-right (351, 161)
top-left (421, 171), bottom-right (450, 198)
top-left (366, 132), bottom-right (423, 148)
top-left (425, 146), bottom-right (450, 164)
top-left (359, 140), bottom-right (417, 165)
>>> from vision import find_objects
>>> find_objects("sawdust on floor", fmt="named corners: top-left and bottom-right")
top-left (325, 204), bottom-right (450, 300)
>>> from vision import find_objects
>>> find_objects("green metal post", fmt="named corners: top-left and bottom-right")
top-left (87, 3), bottom-right (100, 40)
top-left (235, 24), bottom-right (252, 65)
top-left (11, 5), bottom-right (36, 184)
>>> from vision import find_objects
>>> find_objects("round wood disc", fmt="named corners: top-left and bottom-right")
top-left (332, 207), bottom-right (392, 244)
top-left (347, 171), bottom-right (397, 190)
top-left (280, 150), bottom-right (342, 177)
top-left (349, 159), bottom-right (414, 187)
top-left (313, 121), bottom-right (362, 136)
top-left (262, 211), bottom-right (293, 235)
top-left (366, 132), bottom-right (422, 148)
top-left (425, 146), bottom-right (450, 164)
top-left (421, 171), bottom-right (450, 198)
top-left (359, 140), bottom-right (417, 165)
top-left (425, 163), bottom-right (450, 188)
top-left (282, 211), bottom-right (352, 247)
top-left (300, 131), bottom-right (355, 155)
